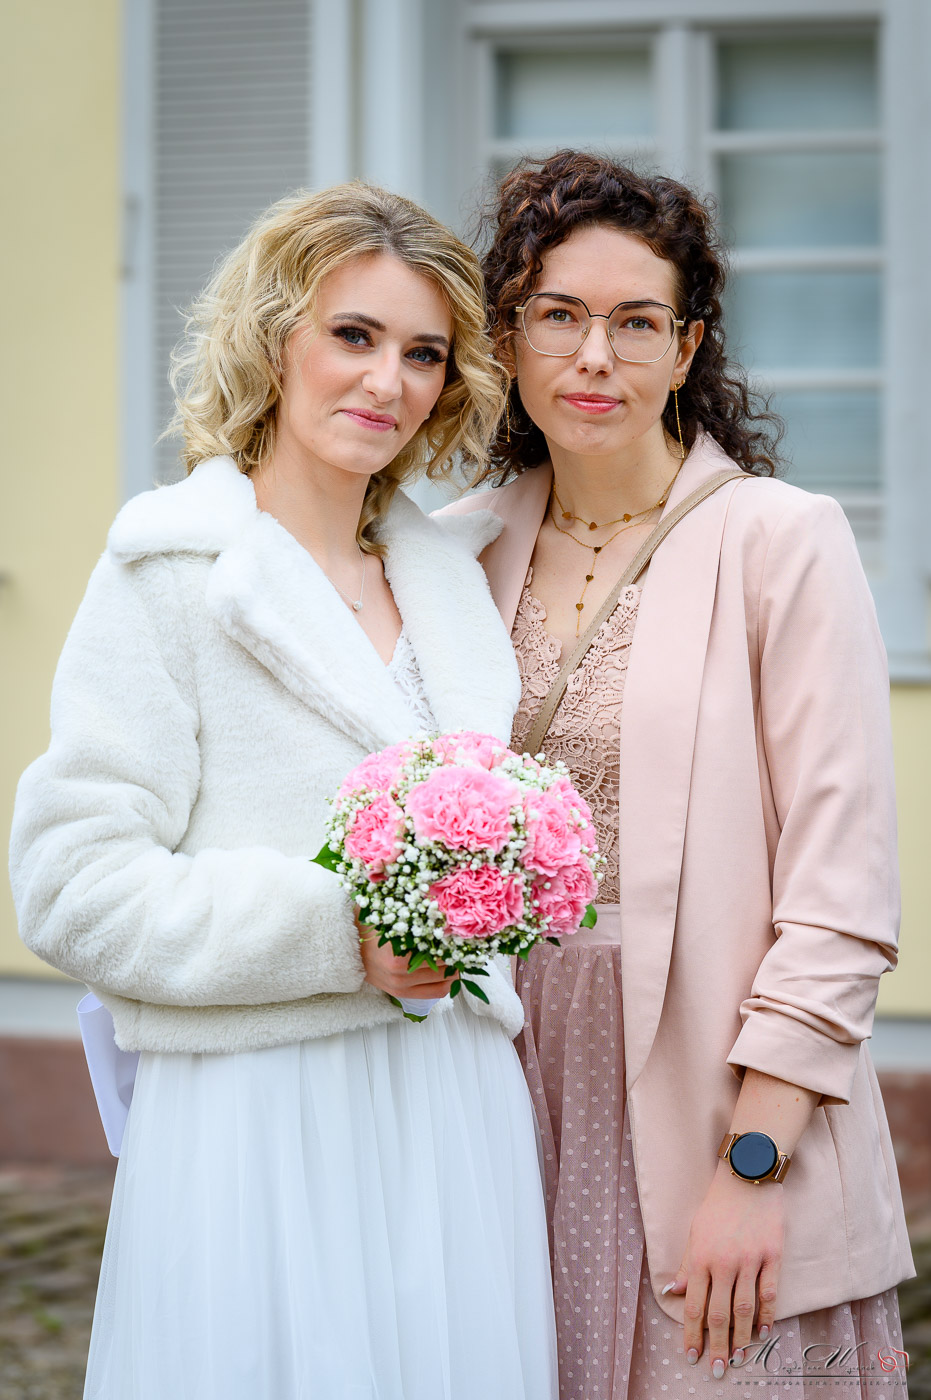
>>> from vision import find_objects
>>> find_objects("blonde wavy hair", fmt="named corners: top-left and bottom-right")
top-left (169, 183), bottom-right (507, 552)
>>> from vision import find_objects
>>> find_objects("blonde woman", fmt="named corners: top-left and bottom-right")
top-left (9, 185), bottom-right (557, 1400)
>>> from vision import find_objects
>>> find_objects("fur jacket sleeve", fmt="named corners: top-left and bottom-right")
top-left (10, 550), bottom-right (367, 1008)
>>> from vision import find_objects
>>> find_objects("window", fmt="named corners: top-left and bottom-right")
top-left (476, 21), bottom-right (883, 563)
top-left (711, 34), bottom-right (882, 565)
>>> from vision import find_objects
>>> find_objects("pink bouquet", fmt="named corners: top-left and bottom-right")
top-left (313, 730), bottom-right (601, 1018)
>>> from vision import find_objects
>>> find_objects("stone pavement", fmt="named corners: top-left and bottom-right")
top-left (1, 1164), bottom-right (929, 1399)
top-left (0, 1166), bottom-right (112, 1400)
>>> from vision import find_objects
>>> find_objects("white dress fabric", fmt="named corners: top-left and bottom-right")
top-left (84, 633), bottom-right (558, 1400)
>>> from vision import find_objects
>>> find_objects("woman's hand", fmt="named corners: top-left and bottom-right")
top-left (667, 1161), bottom-right (784, 1376)
top-left (356, 917), bottom-right (451, 999)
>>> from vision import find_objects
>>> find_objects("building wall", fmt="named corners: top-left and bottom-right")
top-left (886, 687), bottom-right (931, 1014)
top-left (0, 0), bottom-right (122, 973)
top-left (1, 0), bottom-right (929, 1019)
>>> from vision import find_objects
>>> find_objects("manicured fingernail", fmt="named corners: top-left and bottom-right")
top-left (759, 1325), bottom-right (770, 1340)
top-left (732, 1349), bottom-right (744, 1365)
top-left (661, 1281), bottom-right (676, 1295)
top-left (712, 1359), bottom-right (726, 1380)
top-left (687, 1349), bottom-right (699, 1365)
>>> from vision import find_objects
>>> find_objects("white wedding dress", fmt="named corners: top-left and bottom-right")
top-left (84, 633), bottom-right (557, 1400)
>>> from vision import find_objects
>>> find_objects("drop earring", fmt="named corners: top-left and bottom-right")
top-left (505, 393), bottom-right (512, 445)
top-left (672, 380), bottom-right (686, 460)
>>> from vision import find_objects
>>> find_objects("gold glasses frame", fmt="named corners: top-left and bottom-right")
top-left (514, 293), bottom-right (686, 365)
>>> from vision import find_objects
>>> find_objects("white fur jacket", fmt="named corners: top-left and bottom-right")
top-left (9, 457), bottom-right (524, 1053)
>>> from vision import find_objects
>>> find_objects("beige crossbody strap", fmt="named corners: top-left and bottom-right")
top-left (524, 469), bottom-right (745, 757)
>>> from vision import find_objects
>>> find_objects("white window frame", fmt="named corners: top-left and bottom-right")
top-left (462, 0), bottom-right (931, 679)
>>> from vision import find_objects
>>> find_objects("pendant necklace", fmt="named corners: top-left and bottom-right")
top-left (551, 463), bottom-right (683, 635)
top-left (328, 545), bottom-right (367, 613)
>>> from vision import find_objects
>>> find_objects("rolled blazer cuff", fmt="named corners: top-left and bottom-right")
top-left (727, 1007), bottom-right (861, 1106)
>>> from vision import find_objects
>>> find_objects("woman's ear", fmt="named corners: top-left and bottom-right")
top-left (675, 320), bottom-right (704, 380)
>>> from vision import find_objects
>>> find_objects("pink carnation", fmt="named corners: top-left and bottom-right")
top-left (549, 777), bottom-right (597, 849)
top-left (431, 730), bottom-right (512, 770)
top-left (344, 795), bottom-right (406, 873)
top-left (338, 743), bottom-right (412, 803)
top-left (430, 866), bottom-right (525, 939)
top-left (532, 860), bottom-right (598, 937)
top-left (523, 791), bottom-right (584, 877)
top-left (407, 767), bottom-right (518, 853)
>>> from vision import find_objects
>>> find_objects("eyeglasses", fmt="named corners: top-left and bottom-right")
top-left (515, 294), bottom-right (685, 364)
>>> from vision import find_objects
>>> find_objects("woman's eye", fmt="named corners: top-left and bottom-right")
top-left (407, 346), bottom-right (446, 366)
top-left (545, 308), bottom-right (575, 324)
top-left (333, 325), bottom-right (371, 348)
top-left (624, 316), bottom-right (655, 333)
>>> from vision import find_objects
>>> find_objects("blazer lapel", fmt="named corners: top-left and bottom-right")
top-left (477, 467), bottom-right (552, 631)
top-left (206, 508), bottom-right (419, 753)
top-left (381, 492), bottom-right (521, 743)
top-left (619, 439), bottom-right (746, 1087)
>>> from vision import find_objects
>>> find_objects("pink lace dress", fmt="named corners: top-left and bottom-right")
top-left (510, 567), bottom-right (907, 1400)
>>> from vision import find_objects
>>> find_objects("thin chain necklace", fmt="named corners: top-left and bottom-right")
top-left (552, 467), bottom-right (676, 531)
top-left (328, 545), bottom-right (367, 613)
top-left (548, 460), bottom-right (682, 636)
top-left (549, 503), bottom-right (655, 636)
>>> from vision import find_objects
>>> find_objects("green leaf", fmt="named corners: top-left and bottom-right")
top-left (581, 903), bottom-right (598, 929)
top-left (407, 951), bottom-right (438, 973)
top-left (545, 936), bottom-right (561, 946)
top-left (450, 978), bottom-right (462, 998)
top-left (461, 978), bottom-right (490, 1004)
top-left (311, 844), bottom-right (342, 873)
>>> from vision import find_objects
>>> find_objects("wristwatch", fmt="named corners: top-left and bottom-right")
top-left (718, 1131), bottom-right (791, 1184)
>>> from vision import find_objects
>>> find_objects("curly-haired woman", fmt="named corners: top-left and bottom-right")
top-left (441, 151), bottom-right (912, 1398)
top-left (9, 184), bottom-right (557, 1400)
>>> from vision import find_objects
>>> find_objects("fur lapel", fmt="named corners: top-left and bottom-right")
top-left (206, 510), bottom-right (419, 752)
top-left (380, 492), bottom-right (520, 742)
top-left (108, 457), bottom-right (519, 752)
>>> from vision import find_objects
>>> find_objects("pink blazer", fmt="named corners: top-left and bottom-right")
top-left (439, 434), bottom-right (914, 1320)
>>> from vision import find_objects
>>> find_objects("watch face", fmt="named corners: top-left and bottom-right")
top-left (729, 1132), bottom-right (779, 1181)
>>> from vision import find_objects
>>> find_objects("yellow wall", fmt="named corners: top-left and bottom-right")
top-left (880, 686), bottom-right (931, 1015)
top-left (0, 0), bottom-right (121, 974)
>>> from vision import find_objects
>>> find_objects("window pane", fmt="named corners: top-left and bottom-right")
top-left (720, 152), bottom-right (880, 248)
top-left (495, 49), bottom-right (652, 141)
top-left (717, 36), bottom-right (878, 131)
top-left (726, 271), bottom-right (880, 371)
top-left (774, 391), bottom-right (880, 492)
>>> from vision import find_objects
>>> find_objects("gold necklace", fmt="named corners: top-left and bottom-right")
top-left (552, 471), bottom-right (675, 531)
top-left (549, 500), bottom-right (657, 636)
top-left (550, 463), bottom-right (684, 635)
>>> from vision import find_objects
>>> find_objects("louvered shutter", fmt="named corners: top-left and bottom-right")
top-left (153, 0), bottom-right (310, 483)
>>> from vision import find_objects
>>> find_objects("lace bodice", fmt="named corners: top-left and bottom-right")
top-left (387, 628), bottom-right (436, 731)
top-left (510, 569), bottom-right (641, 903)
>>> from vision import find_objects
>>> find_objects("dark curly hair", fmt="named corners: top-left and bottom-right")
top-left (476, 150), bottom-right (782, 483)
